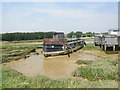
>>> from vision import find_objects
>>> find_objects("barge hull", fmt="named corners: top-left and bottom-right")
top-left (43, 45), bottom-right (84, 57)
top-left (43, 39), bottom-right (85, 57)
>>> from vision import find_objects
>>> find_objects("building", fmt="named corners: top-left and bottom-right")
top-left (108, 29), bottom-right (120, 35)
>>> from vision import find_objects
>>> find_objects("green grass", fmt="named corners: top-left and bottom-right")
top-left (0, 66), bottom-right (2, 89)
top-left (104, 51), bottom-right (119, 54)
top-left (76, 60), bottom-right (93, 65)
top-left (83, 44), bottom-right (101, 50)
top-left (2, 66), bottom-right (118, 88)
top-left (1, 44), bottom-right (42, 63)
top-left (9, 39), bottom-right (43, 43)
top-left (85, 38), bottom-right (94, 42)
top-left (72, 59), bottom-right (118, 81)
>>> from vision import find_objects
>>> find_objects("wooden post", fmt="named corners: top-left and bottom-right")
top-left (101, 45), bottom-right (104, 51)
top-left (104, 45), bottom-right (107, 51)
top-left (113, 45), bottom-right (115, 51)
top-left (67, 50), bottom-right (70, 57)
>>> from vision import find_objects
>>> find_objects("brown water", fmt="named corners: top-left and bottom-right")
top-left (4, 49), bottom-right (118, 79)
top-left (5, 49), bottom-right (80, 79)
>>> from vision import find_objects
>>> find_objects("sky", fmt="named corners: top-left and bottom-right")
top-left (1, 2), bottom-right (118, 34)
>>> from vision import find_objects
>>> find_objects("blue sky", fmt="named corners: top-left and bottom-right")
top-left (1, 2), bottom-right (118, 33)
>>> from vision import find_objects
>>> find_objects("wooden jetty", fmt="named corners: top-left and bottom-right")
top-left (94, 29), bottom-right (120, 51)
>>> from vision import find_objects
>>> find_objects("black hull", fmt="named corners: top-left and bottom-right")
top-left (43, 39), bottom-right (85, 57)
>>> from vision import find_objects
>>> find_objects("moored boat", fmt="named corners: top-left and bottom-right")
top-left (43, 32), bottom-right (85, 57)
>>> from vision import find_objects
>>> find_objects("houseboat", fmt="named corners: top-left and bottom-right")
top-left (43, 32), bottom-right (85, 57)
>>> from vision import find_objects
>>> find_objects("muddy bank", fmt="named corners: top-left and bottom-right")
top-left (4, 49), bottom-right (118, 79)
top-left (4, 51), bottom-right (79, 79)
top-left (79, 50), bottom-right (118, 60)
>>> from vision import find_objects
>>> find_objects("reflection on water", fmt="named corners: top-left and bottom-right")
top-left (5, 49), bottom-right (118, 79)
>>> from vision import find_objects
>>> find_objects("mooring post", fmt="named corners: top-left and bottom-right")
top-left (102, 45), bottom-right (104, 51)
top-left (104, 45), bottom-right (107, 51)
top-left (113, 45), bottom-right (115, 51)
top-left (67, 50), bottom-right (70, 57)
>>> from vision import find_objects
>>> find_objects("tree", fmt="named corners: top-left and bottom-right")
top-left (75, 31), bottom-right (82, 38)
top-left (102, 32), bottom-right (108, 35)
top-left (2, 32), bottom-right (54, 41)
top-left (67, 31), bottom-right (74, 38)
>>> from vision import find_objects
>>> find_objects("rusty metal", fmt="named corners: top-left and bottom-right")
top-left (43, 38), bottom-right (67, 44)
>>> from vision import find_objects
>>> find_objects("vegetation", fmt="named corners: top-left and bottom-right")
top-left (72, 59), bottom-right (118, 81)
top-left (1, 31), bottom-right (108, 41)
top-left (76, 60), bottom-right (93, 65)
top-left (101, 32), bottom-right (109, 35)
top-left (2, 66), bottom-right (118, 88)
top-left (0, 66), bottom-right (2, 89)
top-left (11, 39), bottom-right (43, 43)
top-left (85, 37), bottom-right (94, 41)
top-left (67, 31), bottom-right (98, 38)
top-left (67, 31), bottom-right (74, 38)
top-left (104, 51), bottom-right (119, 54)
top-left (2, 32), bottom-right (54, 41)
top-left (2, 44), bottom-right (42, 63)
top-left (1, 38), bottom-right (118, 88)
top-left (83, 44), bottom-right (101, 50)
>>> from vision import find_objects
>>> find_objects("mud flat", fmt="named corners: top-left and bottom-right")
top-left (4, 50), bottom-right (79, 79)
top-left (4, 47), bottom-right (118, 79)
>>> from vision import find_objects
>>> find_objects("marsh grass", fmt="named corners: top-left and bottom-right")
top-left (73, 59), bottom-right (118, 81)
top-left (104, 51), bottom-right (119, 54)
top-left (8, 39), bottom-right (43, 43)
top-left (85, 38), bottom-right (94, 42)
top-left (2, 66), bottom-right (118, 88)
top-left (1, 44), bottom-right (42, 63)
top-left (1, 41), bottom-right (119, 88)
top-left (83, 44), bottom-right (101, 50)
top-left (76, 60), bottom-right (93, 65)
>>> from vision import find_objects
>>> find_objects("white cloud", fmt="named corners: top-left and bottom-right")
top-left (2, 2), bottom-right (118, 34)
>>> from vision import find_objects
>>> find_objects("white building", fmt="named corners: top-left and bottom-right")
top-left (108, 29), bottom-right (120, 35)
